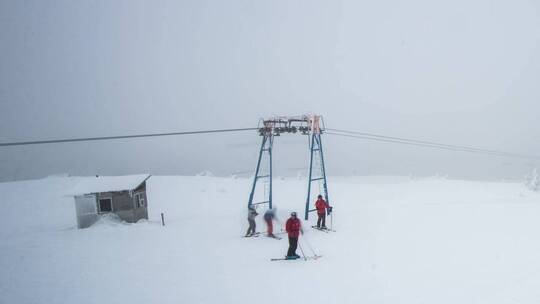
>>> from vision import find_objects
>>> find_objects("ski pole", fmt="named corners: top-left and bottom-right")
top-left (298, 242), bottom-right (307, 261)
top-left (330, 211), bottom-right (333, 231)
top-left (275, 218), bottom-right (284, 232)
top-left (302, 235), bottom-right (318, 256)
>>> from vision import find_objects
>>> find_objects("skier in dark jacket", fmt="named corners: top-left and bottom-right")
top-left (263, 208), bottom-right (278, 238)
top-left (245, 206), bottom-right (258, 237)
top-left (315, 195), bottom-right (332, 229)
top-left (285, 212), bottom-right (303, 258)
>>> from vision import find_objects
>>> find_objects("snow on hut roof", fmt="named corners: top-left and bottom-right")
top-left (70, 174), bottom-right (151, 196)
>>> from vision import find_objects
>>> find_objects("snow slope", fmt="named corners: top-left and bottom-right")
top-left (1, 175), bottom-right (540, 304)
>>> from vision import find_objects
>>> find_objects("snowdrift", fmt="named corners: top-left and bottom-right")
top-left (1, 175), bottom-right (540, 304)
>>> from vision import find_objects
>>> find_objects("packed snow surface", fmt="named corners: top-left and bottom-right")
top-left (1, 175), bottom-right (540, 304)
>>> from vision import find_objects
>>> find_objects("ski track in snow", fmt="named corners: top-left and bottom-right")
top-left (1, 175), bottom-right (540, 304)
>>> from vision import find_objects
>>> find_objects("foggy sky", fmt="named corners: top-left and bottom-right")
top-left (1, 0), bottom-right (539, 182)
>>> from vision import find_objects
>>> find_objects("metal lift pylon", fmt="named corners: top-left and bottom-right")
top-left (305, 121), bottom-right (329, 220)
top-left (247, 114), bottom-right (329, 221)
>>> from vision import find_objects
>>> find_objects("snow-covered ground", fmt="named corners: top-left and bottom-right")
top-left (1, 175), bottom-right (540, 304)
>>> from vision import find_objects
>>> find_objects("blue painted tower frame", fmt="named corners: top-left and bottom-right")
top-left (247, 134), bottom-right (274, 209)
top-left (304, 133), bottom-right (329, 220)
top-left (247, 115), bottom-right (329, 219)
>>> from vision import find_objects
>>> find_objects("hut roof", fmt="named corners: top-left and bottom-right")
top-left (70, 174), bottom-right (151, 196)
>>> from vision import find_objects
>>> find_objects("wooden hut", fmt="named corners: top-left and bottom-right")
top-left (72, 174), bottom-right (151, 228)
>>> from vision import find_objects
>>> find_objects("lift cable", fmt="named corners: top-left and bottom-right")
top-left (2, 125), bottom-right (538, 161)
top-left (326, 129), bottom-right (540, 160)
top-left (0, 127), bottom-right (259, 147)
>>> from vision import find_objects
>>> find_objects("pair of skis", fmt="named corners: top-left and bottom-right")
top-left (243, 232), bottom-right (262, 238)
top-left (243, 232), bottom-right (283, 240)
top-left (311, 226), bottom-right (336, 233)
top-left (270, 255), bottom-right (322, 261)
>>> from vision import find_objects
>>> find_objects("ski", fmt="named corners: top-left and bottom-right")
top-left (243, 232), bottom-right (261, 238)
top-left (244, 232), bottom-right (283, 239)
top-left (311, 226), bottom-right (331, 233)
top-left (258, 230), bottom-right (286, 235)
top-left (263, 231), bottom-right (286, 235)
top-left (271, 255), bottom-right (322, 261)
top-left (271, 256), bottom-right (298, 261)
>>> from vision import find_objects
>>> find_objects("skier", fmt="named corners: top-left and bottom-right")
top-left (285, 212), bottom-right (303, 259)
top-left (245, 206), bottom-right (258, 237)
top-left (263, 208), bottom-right (278, 238)
top-left (315, 194), bottom-right (332, 229)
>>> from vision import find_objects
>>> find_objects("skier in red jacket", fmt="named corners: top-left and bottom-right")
top-left (285, 212), bottom-right (303, 259)
top-left (315, 195), bottom-right (332, 229)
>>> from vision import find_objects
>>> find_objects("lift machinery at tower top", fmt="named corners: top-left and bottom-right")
top-left (247, 114), bottom-right (330, 220)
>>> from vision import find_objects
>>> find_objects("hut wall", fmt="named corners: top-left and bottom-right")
top-left (97, 190), bottom-right (148, 223)
top-left (132, 190), bottom-right (149, 222)
top-left (132, 182), bottom-right (149, 222)
top-left (74, 194), bottom-right (99, 229)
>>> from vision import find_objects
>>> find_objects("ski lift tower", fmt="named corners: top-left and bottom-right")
top-left (247, 114), bottom-right (330, 220)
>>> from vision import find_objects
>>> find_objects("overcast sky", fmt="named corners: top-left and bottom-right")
top-left (1, 0), bottom-right (539, 182)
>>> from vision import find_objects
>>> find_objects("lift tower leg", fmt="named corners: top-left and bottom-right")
top-left (248, 134), bottom-right (273, 209)
top-left (305, 133), bottom-right (329, 220)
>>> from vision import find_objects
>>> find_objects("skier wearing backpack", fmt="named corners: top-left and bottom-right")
top-left (315, 195), bottom-right (332, 229)
top-left (285, 212), bottom-right (303, 258)
top-left (263, 208), bottom-right (278, 238)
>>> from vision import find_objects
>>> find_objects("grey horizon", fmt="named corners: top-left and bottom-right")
top-left (1, 0), bottom-right (539, 182)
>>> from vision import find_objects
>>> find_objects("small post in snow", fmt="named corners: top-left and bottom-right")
top-left (161, 213), bottom-right (165, 226)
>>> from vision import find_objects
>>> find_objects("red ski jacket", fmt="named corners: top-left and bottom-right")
top-left (285, 218), bottom-right (302, 238)
top-left (315, 198), bottom-right (330, 215)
